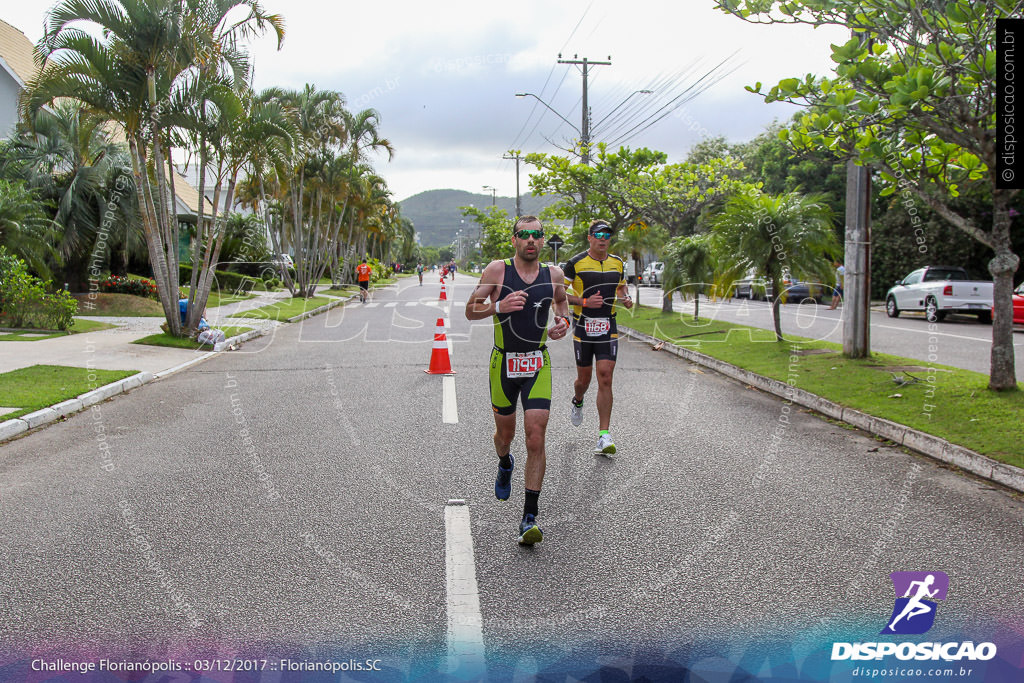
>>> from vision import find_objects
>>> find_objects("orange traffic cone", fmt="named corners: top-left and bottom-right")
top-left (425, 317), bottom-right (454, 374)
top-left (439, 277), bottom-right (448, 302)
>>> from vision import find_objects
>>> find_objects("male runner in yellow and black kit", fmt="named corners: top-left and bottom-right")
top-left (465, 216), bottom-right (570, 545)
top-left (563, 219), bottom-right (633, 454)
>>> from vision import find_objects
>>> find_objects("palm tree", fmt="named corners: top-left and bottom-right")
top-left (615, 221), bottom-right (667, 304)
top-left (5, 101), bottom-right (139, 290)
top-left (662, 233), bottom-right (714, 320)
top-left (0, 180), bottom-right (58, 277)
top-left (27, 0), bottom-right (284, 335)
top-left (712, 191), bottom-right (837, 341)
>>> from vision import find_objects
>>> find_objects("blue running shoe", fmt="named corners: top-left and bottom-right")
top-left (518, 514), bottom-right (543, 545)
top-left (494, 455), bottom-right (514, 501)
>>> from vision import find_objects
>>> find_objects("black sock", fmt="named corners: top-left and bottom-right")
top-left (524, 489), bottom-right (540, 518)
top-left (572, 396), bottom-right (583, 406)
top-left (498, 454), bottom-right (512, 470)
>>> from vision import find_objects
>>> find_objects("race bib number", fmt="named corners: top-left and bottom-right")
top-left (584, 317), bottom-right (611, 337)
top-left (506, 351), bottom-right (544, 378)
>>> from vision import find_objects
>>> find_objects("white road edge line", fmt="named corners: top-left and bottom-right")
top-left (444, 500), bottom-right (486, 678)
top-left (442, 375), bottom-right (458, 424)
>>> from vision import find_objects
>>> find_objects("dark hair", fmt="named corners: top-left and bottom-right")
top-left (513, 215), bottom-right (541, 233)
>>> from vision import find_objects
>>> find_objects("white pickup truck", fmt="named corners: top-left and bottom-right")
top-left (885, 266), bottom-right (993, 323)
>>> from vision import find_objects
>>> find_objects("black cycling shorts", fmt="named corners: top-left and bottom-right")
top-left (572, 316), bottom-right (618, 367)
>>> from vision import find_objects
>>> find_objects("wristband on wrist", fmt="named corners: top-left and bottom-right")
top-left (494, 299), bottom-right (502, 314)
top-left (582, 297), bottom-right (588, 307)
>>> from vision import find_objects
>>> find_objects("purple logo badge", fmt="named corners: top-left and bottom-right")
top-left (881, 571), bottom-right (949, 635)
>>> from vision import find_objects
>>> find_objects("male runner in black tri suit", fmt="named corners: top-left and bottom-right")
top-left (465, 216), bottom-right (571, 545)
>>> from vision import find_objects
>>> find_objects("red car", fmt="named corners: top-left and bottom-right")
top-left (1014, 283), bottom-right (1024, 325)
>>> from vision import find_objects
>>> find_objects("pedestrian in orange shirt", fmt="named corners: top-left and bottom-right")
top-left (356, 258), bottom-right (372, 303)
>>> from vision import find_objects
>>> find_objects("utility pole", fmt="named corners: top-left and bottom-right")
top-left (503, 151), bottom-right (523, 217)
top-left (843, 29), bottom-right (872, 359)
top-left (843, 159), bottom-right (872, 358)
top-left (557, 54), bottom-right (611, 165)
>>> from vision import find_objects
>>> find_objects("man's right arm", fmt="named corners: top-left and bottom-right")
top-left (465, 260), bottom-right (503, 320)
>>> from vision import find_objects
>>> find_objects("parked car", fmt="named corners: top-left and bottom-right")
top-left (779, 278), bottom-right (826, 304)
top-left (885, 265), bottom-right (993, 323)
top-left (271, 253), bottom-right (294, 268)
top-left (731, 270), bottom-right (823, 303)
top-left (1014, 283), bottom-right (1024, 325)
top-left (641, 261), bottom-right (665, 286)
top-left (732, 270), bottom-right (770, 300)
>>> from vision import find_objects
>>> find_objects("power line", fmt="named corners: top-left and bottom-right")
top-left (507, 1), bottom-right (594, 154)
top-left (609, 55), bottom-right (740, 148)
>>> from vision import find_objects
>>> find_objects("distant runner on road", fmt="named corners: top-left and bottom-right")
top-left (563, 220), bottom-right (633, 455)
top-left (465, 216), bottom-right (570, 546)
top-left (356, 258), bottom-right (372, 303)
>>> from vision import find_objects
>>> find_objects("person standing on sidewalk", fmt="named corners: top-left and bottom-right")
top-left (465, 216), bottom-right (571, 545)
top-left (829, 259), bottom-right (845, 310)
top-left (356, 258), bottom-right (372, 303)
top-left (563, 220), bottom-right (633, 455)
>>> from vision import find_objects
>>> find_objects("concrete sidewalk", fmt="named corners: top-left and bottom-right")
top-left (0, 287), bottom-right (356, 441)
top-left (0, 289), bottom-right (298, 375)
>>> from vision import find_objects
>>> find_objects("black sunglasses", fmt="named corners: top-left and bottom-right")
top-left (515, 229), bottom-right (545, 239)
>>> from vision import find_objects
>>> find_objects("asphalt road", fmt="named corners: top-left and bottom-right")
top-left (1, 273), bottom-right (1022, 681)
top-left (630, 284), bottom-right (1024, 382)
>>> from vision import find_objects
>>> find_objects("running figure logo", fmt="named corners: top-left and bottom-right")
top-left (881, 571), bottom-right (949, 635)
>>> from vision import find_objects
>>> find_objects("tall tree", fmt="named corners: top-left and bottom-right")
top-left (27, 0), bottom-right (283, 335)
top-left (717, 0), bottom-right (1020, 390)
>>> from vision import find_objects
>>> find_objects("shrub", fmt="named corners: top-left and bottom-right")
top-left (0, 248), bottom-right (78, 330)
top-left (98, 275), bottom-right (158, 298)
top-left (179, 264), bottom-right (263, 293)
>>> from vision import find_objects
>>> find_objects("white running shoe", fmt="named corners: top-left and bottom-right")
top-left (569, 400), bottom-right (583, 427)
top-left (595, 433), bottom-right (616, 455)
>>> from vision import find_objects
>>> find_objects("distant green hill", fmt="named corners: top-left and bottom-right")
top-left (398, 189), bottom-right (560, 247)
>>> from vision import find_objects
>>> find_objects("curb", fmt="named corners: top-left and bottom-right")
top-left (0, 371), bottom-right (155, 443)
top-left (286, 295), bottom-right (351, 323)
top-left (0, 293), bottom-right (360, 445)
top-left (619, 325), bottom-right (1024, 495)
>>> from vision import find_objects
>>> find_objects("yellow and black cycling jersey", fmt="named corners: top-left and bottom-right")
top-left (563, 251), bottom-right (626, 319)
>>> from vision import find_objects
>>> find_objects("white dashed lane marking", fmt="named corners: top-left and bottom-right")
top-left (444, 500), bottom-right (485, 678)
top-left (442, 375), bottom-right (458, 424)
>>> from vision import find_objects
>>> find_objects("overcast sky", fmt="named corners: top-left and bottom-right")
top-left (5, 1), bottom-right (849, 202)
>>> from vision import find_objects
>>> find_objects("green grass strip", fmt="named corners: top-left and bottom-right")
top-left (227, 296), bottom-right (334, 321)
top-left (0, 319), bottom-right (117, 341)
top-left (621, 305), bottom-right (1024, 466)
top-left (0, 365), bottom-right (137, 420)
top-left (132, 326), bottom-right (253, 349)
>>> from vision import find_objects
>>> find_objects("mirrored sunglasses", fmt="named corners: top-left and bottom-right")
top-left (515, 229), bottom-right (545, 239)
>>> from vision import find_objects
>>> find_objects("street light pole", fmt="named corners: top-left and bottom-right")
top-left (515, 92), bottom-right (580, 137)
top-left (503, 150), bottom-right (523, 217)
top-left (482, 185), bottom-right (496, 206)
